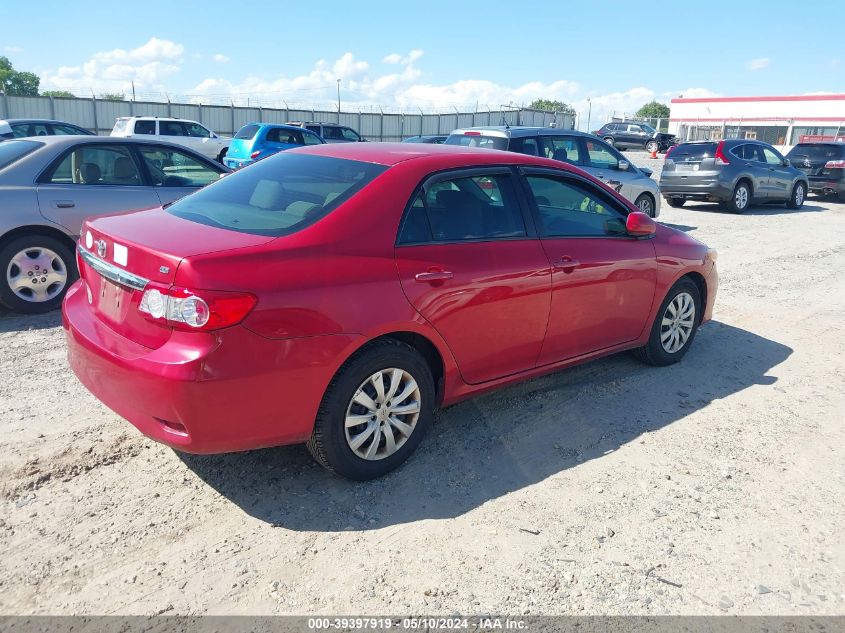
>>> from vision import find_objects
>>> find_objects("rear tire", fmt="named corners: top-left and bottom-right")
top-left (727, 181), bottom-right (751, 213)
top-left (634, 193), bottom-right (656, 217)
top-left (786, 182), bottom-right (805, 209)
top-left (667, 198), bottom-right (685, 208)
top-left (0, 234), bottom-right (77, 314)
top-left (307, 339), bottom-right (435, 480)
top-left (633, 278), bottom-right (701, 367)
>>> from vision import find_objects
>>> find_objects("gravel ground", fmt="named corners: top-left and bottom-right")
top-left (1, 152), bottom-right (844, 615)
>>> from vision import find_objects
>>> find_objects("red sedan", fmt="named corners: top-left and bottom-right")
top-left (63, 143), bottom-right (717, 480)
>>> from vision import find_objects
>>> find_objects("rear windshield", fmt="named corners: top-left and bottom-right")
top-left (166, 153), bottom-right (387, 236)
top-left (0, 140), bottom-right (42, 170)
top-left (444, 133), bottom-right (509, 151)
top-left (670, 143), bottom-right (717, 160)
top-left (235, 124), bottom-right (260, 140)
top-left (787, 144), bottom-right (845, 160)
top-left (112, 119), bottom-right (129, 134)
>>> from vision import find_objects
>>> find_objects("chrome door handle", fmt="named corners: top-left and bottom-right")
top-left (55, 200), bottom-right (75, 208)
top-left (552, 257), bottom-right (580, 271)
top-left (415, 270), bottom-right (453, 282)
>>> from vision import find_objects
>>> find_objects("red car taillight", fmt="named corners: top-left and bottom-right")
top-left (664, 145), bottom-right (676, 159)
top-left (824, 159), bottom-right (845, 168)
top-left (138, 284), bottom-right (257, 331)
top-left (250, 151), bottom-right (261, 160)
top-left (714, 141), bottom-right (730, 166)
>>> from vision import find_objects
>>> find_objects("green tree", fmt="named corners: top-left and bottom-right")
top-left (0, 56), bottom-right (40, 96)
top-left (635, 101), bottom-right (670, 119)
top-left (42, 90), bottom-right (75, 98)
top-left (529, 99), bottom-right (575, 115)
top-left (98, 92), bottom-right (125, 101)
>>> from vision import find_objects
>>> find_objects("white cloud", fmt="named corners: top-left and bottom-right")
top-left (383, 50), bottom-right (423, 65)
top-left (747, 57), bottom-right (770, 71)
top-left (40, 37), bottom-right (184, 94)
top-left (212, 53), bottom-right (230, 63)
top-left (3, 46), bottom-right (24, 54)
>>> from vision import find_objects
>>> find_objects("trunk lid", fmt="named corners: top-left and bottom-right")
top-left (663, 142), bottom-right (720, 177)
top-left (80, 207), bottom-right (274, 348)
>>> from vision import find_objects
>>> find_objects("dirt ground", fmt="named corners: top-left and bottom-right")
top-left (1, 152), bottom-right (843, 615)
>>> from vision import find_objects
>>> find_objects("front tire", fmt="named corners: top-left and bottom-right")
top-left (645, 140), bottom-right (659, 154)
top-left (0, 235), bottom-right (77, 314)
top-left (727, 181), bottom-right (751, 213)
top-left (307, 339), bottom-right (435, 480)
top-left (634, 278), bottom-right (701, 367)
top-left (786, 182), bottom-right (805, 209)
top-left (667, 198), bottom-right (685, 208)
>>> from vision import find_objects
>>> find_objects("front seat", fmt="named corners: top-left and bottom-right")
top-left (111, 156), bottom-right (139, 185)
top-left (552, 148), bottom-right (569, 163)
top-left (77, 163), bottom-right (101, 184)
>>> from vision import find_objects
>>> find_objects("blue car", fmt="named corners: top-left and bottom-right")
top-left (225, 123), bottom-right (325, 169)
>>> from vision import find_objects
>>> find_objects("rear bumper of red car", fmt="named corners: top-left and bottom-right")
top-left (63, 280), bottom-right (356, 454)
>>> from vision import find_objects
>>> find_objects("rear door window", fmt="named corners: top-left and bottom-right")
top-left (399, 173), bottom-right (526, 243)
top-left (166, 153), bottom-right (386, 236)
top-left (159, 121), bottom-right (187, 136)
top-left (12, 123), bottom-right (49, 137)
top-left (266, 128), bottom-right (305, 144)
top-left (44, 145), bottom-right (143, 185)
top-left (541, 136), bottom-right (586, 165)
top-left (134, 120), bottom-right (157, 135)
top-left (51, 123), bottom-right (87, 135)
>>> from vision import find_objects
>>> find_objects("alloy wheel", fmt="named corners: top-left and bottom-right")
top-left (660, 292), bottom-right (696, 354)
top-left (735, 186), bottom-right (749, 210)
top-left (637, 196), bottom-right (654, 216)
top-left (344, 368), bottom-right (421, 460)
top-left (6, 247), bottom-right (68, 303)
top-left (795, 184), bottom-right (804, 206)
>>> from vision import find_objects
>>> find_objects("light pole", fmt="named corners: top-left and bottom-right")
top-left (586, 98), bottom-right (592, 132)
top-left (337, 79), bottom-right (341, 114)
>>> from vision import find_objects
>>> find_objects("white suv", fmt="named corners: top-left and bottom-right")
top-left (110, 117), bottom-right (230, 163)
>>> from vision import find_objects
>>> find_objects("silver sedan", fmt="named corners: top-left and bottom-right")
top-left (0, 136), bottom-right (227, 313)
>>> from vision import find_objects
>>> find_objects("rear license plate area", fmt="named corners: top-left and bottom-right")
top-left (97, 278), bottom-right (132, 321)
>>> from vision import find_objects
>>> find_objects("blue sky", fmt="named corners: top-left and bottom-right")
top-left (2, 0), bottom-right (843, 124)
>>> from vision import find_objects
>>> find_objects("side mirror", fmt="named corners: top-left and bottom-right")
top-left (782, 158), bottom-right (790, 167)
top-left (617, 160), bottom-right (629, 171)
top-left (626, 211), bottom-right (657, 237)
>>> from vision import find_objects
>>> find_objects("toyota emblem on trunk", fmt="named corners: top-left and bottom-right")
top-left (96, 239), bottom-right (107, 259)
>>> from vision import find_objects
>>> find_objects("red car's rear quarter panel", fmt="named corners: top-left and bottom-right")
top-left (64, 281), bottom-right (361, 452)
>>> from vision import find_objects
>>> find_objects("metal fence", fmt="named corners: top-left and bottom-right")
top-left (0, 94), bottom-right (573, 141)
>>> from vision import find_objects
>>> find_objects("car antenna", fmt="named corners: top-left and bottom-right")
top-left (500, 115), bottom-right (510, 129)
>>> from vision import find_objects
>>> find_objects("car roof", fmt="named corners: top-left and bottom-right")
top-left (0, 118), bottom-right (85, 125)
top-left (292, 141), bottom-right (586, 170)
top-left (5, 134), bottom-right (228, 159)
top-left (449, 126), bottom-right (594, 139)
top-left (242, 122), bottom-right (314, 131)
top-left (116, 116), bottom-right (200, 122)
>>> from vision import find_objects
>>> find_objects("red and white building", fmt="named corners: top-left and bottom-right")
top-left (668, 94), bottom-right (845, 150)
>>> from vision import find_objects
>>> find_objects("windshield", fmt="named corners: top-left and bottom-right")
top-left (167, 153), bottom-right (387, 236)
top-left (444, 133), bottom-right (509, 150)
top-left (641, 124), bottom-right (657, 135)
top-left (0, 139), bottom-right (42, 170)
top-left (111, 119), bottom-right (129, 134)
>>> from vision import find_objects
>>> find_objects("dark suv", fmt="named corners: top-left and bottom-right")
top-left (786, 142), bottom-right (845, 201)
top-left (660, 139), bottom-right (809, 213)
top-left (593, 121), bottom-right (675, 153)
top-left (286, 121), bottom-right (364, 143)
